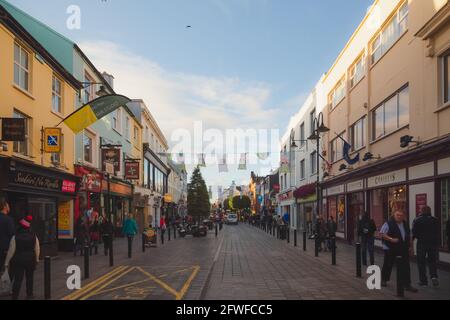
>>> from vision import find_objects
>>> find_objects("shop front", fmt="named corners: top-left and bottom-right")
top-left (294, 183), bottom-right (317, 234)
top-left (0, 156), bottom-right (79, 256)
top-left (278, 189), bottom-right (294, 227)
top-left (325, 184), bottom-right (346, 240)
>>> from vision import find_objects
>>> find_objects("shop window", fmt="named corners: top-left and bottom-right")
top-left (328, 196), bottom-right (345, 233)
top-left (441, 179), bottom-right (450, 249)
top-left (13, 110), bottom-right (30, 156)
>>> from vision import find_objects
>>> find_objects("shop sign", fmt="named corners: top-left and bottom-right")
top-left (43, 128), bottom-right (61, 153)
top-left (327, 185), bottom-right (344, 196)
top-left (164, 193), bottom-right (173, 203)
top-left (367, 169), bottom-right (406, 188)
top-left (1, 118), bottom-right (25, 141)
top-left (58, 201), bottom-right (73, 239)
top-left (62, 180), bottom-right (76, 193)
top-left (415, 194), bottom-right (428, 217)
top-left (102, 148), bottom-right (121, 173)
top-left (347, 180), bottom-right (364, 192)
top-left (102, 180), bottom-right (132, 196)
top-left (124, 161), bottom-right (140, 180)
top-left (11, 171), bottom-right (77, 194)
top-left (278, 191), bottom-right (293, 202)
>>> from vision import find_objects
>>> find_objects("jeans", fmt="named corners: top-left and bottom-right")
top-left (10, 261), bottom-right (35, 300)
top-left (416, 242), bottom-right (438, 284)
top-left (381, 249), bottom-right (412, 286)
top-left (0, 251), bottom-right (6, 274)
top-left (361, 236), bottom-right (375, 266)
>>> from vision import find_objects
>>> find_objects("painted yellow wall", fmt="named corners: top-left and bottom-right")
top-left (0, 23), bottom-right (77, 174)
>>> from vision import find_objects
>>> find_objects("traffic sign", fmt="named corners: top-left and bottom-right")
top-left (44, 128), bottom-right (61, 153)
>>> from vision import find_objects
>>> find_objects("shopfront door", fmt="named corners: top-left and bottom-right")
top-left (347, 192), bottom-right (364, 244)
top-left (29, 198), bottom-right (58, 257)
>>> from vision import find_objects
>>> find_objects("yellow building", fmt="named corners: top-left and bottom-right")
top-left (316, 0), bottom-right (450, 262)
top-left (0, 7), bottom-right (81, 256)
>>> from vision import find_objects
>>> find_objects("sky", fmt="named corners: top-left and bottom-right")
top-left (7, 0), bottom-right (373, 199)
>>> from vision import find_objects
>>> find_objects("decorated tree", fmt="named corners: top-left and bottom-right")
top-left (232, 195), bottom-right (251, 210)
top-left (187, 167), bottom-right (211, 219)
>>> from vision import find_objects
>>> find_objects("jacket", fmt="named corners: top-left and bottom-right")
top-left (122, 218), bottom-right (138, 236)
top-left (5, 229), bottom-right (40, 267)
top-left (0, 213), bottom-right (15, 253)
top-left (357, 216), bottom-right (377, 238)
top-left (412, 213), bottom-right (439, 247)
top-left (385, 219), bottom-right (411, 255)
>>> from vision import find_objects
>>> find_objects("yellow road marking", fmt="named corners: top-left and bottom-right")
top-left (137, 267), bottom-right (179, 298)
top-left (95, 279), bottom-right (155, 295)
top-left (176, 266), bottom-right (200, 300)
top-left (61, 266), bottom-right (128, 300)
top-left (80, 267), bottom-right (135, 300)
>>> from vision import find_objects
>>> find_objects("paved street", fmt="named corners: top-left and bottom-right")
top-left (2, 223), bottom-right (449, 300)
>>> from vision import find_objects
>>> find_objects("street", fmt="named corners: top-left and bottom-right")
top-left (3, 223), bottom-right (448, 301)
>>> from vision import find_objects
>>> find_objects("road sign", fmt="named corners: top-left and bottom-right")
top-left (44, 128), bottom-right (61, 153)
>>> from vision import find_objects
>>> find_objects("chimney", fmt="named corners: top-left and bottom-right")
top-left (102, 72), bottom-right (115, 90)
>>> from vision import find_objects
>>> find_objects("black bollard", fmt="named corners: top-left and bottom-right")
top-left (396, 256), bottom-right (405, 297)
top-left (174, 225), bottom-right (176, 239)
top-left (161, 230), bottom-right (165, 245)
top-left (331, 237), bottom-right (336, 265)
top-left (128, 236), bottom-right (132, 259)
top-left (276, 226), bottom-right (279, 239)
top-left (287, 228), bottom-right (290, 244)
top-left (168, 227), bottom-right (171, 241)
top-left (294, 229), bottom-right (297, 247)
top-left (356, 242), bottom-right (362, 278)
top-left (94, 244), bottom-right (98, 255)
top-left (303, 231), bottom-right (307, 251)
top-left (215, 224), bottom-right (218, 238)
top-left (44, 256), bottom-right (51, 300)
top-left (109, 236), bottom-right (114, 267)
top-left (84, 245), bottom-right (90, 279)
top-left (315, 236), bottom-right (319, 257)
top-left (142, 233), bottom-right (146, 253)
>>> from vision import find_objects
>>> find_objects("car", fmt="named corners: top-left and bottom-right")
top-left (226, 213), bottom-right (238, 225)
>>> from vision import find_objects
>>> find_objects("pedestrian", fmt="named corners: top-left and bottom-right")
top-left (357, 212), bottom-right (377, 266)
top-left (315, 215), bottom-right (326, 252)
top-left (0, 198), bottom-right (15, 274)
top-left (73, 215), bottom-right (87, 256)
top-left (160, 214), bottom-right (167, 239)
top-left (380, 210), bottom-right (418, 292)
top-left (4, 215), bottom-right (40, 300)
top-left (89, 214), bottom-right (100, 254)
top-left (412, 206), bottom-right (439, 287)
top-left (100, 215), bottom-right (114, 256)
top-left (122, 214), bottom-right (138, 243)
top-left (327, 216), bottom-right (337, 251)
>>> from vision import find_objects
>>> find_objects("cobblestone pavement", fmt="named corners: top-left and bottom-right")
top-left (203, 223), bottom-right (450, 300)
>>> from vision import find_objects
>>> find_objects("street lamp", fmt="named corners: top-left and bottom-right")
top-left (308, 112), bottom-right (329, 219)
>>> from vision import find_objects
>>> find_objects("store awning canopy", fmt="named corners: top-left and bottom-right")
top-left (293, 183), bottom-right (317, 200)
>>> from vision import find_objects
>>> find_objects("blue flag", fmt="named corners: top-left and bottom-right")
top-left (336, 133), bottom-right (360, 165)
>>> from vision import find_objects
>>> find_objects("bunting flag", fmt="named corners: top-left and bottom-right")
top-left (279, 151), bottom-right (290, 173)
top-left (218, 154), bottom-right (228, 173)
top-left (335, 133), bottom-right (360, 165)
top-left (198, 154), bottom-right (206, 167)
top-left (238, 153), bottom-right (247, 170)
top-left (256, 152), bottom-right (270, 160)
top-left (61, 94), bottom-right (131, 134)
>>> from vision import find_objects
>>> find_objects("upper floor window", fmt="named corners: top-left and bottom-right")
top-left (51, 134), bottom-right (64, 165)
top-left (350, 54), bottom-right (366, 88)
top-left (300, 159), bottom-right (305, 180)
top-left (310, 151), bottom-right (317, 175)
top-left (113, 109), bottom-right (122, 133)
top-left (444, 52), bottom-right (450, 104)
top-left (372, 85), bottom-right (409, 141)
top-left (330, 134), bottom-right (344, 163)
top-left (329, 78), bottom-right (346, 109)
top-left (83, 131), bottom-right (94, 164)
top-left (300, 122), bottom-right (305, 148)
top-left (371, 2), bottom-right (409, 65)
top-left (350, 117), bottom-right (365, 151)
top-left (125, 116), bottom-right (130, 140)
top-left (13, 110), bottom-right (30, 156)
top-left (83, 72), bottom-right (95, 104)
top-left (14, 43), bottom-right (30, 91)
top-left (309, 109), bottom-right (316, 135)
top-left (52, 75), bottom-right (63, 114)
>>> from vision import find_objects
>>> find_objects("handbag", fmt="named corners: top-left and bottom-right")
top-left (0, 270), bottom-right (11, 296)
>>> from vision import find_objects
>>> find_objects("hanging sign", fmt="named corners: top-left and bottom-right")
top-left (43, 128), bottom-right (62, 153)
top-left (102, 148), bottom-right (121, 173)
top-left (1, 118), bottom-right (25, 141)
top-left (124, 161), bottom-right (140, 180)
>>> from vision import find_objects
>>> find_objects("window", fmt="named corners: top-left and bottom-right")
top-left (371, 2), bottom-right (409, 64)
top-left (113, 109), bottom-right (122, 132)
top-left (443, 53), bottom-right (450, 104)
top-left (350, 54), bottom-right (366, 88)
top-left (83, 131), bottom-right (93, 164)
top-left (125, 116), bottom-right (130, 140)
top-left (350, 117), bottom-right (365, 151)
top-left (371, 85), bottom-right (409, 141)
top-left (51, 134), bottom-right (63, 165)
top-left (13, 110), bottom-right (30, 156)
top-left (310, 109), bottom-right (316, 135)
top-left (83, 73), bottom-right (95, 104)
top-left (52, 75), bottom-right (63, 114)
top-left (300, 159), bottom-right (305, 180)
top-left (329, 78), bottom-right (346, 109)
top-left (330, 134), bottom-right (344, 162)
top-left (300, 122), bottom-right (305, 148)
top-left (14, 43), bottom-right (30, 91)
top-left (310, 151), bottom-right (317, 175)
top-left (134, 126), bottom-right (139, 143)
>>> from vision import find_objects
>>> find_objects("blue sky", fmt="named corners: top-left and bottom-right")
top-left (8, 0), bottom-right (373, 197)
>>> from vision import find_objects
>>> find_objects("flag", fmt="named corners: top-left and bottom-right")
top-left (238, 153), bottom-right (247, 170)
top-left (218, 154), bottom-right (228, 173)
top-left (61, 95), bottom-right (131, 134)
top-left (256, 152), bottom-right (270, 160)
top-left (198, 154), bottom-right (206, 167)
top-left (279, 151), bottom-right (290, 173)
top-left (336, 133), bottom-right (360, 165)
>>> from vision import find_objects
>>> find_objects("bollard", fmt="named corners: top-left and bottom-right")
top-left (287, 228), bottom-right (290, 244)
top-left (84, 245), bottom-right (90, 279)
top-left (94, 244), bottom-right (98, 255)
top-left (356, 243), bottom-right (362, 278)
top-left (174, 225), bottom-right (177, 239)
top-left (142, 233), bottom-right (146, 253)
top-left (315, 236), bottom-right (319, 257)
top-left (294, 229), bottom-right (297, 247)
top-left (161, 230), bottom-right (165, 245)
top-left (168, 227), bottom-right (171, 241)
top-left (276, 226), bottom-right (279, 239)
top-left (303, 231), bottom-right (307, 251)
top-left (44, 256), bottom-right (51, 300)
top-left (109, 236), bottom-right (114, 267)
top-left (215, 224), bottom-right (218, 238)
top-left (331, 237), bottom-right (336, 265)
top-left (396, 256), bottom-right (405, 297)
top-left (128, 236), bottom-right (132, 259)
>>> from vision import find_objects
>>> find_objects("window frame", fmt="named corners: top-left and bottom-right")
top-left (83, 72), bottom-right (95, 104)
top-left (310, 151), bottom-right (317, 175)
top-left (51, 133), bottom-right (64, 165)
top-left (349, 53), bottom-right (366, 88)
top-left (350, 117), bottom-right (366, 151)
top-left (112, 108), bottom-right (122, 134)
top-left (14, 42), bottom-right (31, 92)
top-left (83, 130), bottom-right (96, 165)
top-left (12, 110), bottom-right (30, 156)
top-left (444, 52), bottom-right (450, 104)
top-left (300, 159), bottom-right (305, 180)
top-left (52, 74), bottom-right (63, 114)
top-left (329, 77), bottom-right (346, 109)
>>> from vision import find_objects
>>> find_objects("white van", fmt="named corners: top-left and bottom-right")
top-left (226, 213), bottom-right (238, 225)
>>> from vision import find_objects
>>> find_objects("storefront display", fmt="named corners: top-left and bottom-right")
top-left (327, 195), bottom-right (345, 235)
top-left (347, 192), bottom-right (364, 243)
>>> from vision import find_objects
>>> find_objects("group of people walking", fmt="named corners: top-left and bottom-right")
top-left (314, 215), bottom-right (338, 252)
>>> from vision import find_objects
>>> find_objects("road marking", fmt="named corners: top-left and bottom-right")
top-left (61, 266), bottom-right (128, 300)
top-left (80, 266), bottom-right (135, 300)
top-left (175, 265), bottom-right (200, 300)
top-left (137, 267), bottom-right (179, 298)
